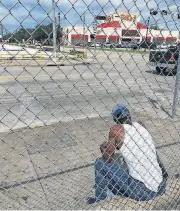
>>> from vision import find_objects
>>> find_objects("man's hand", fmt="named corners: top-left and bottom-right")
top-left (109, 124), bottom-right (125, 150)
top-left (100, 141), bottom-right (115, 162)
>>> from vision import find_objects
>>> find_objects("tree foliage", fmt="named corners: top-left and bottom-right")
top-left (4, 23), bottom-right (63, 43)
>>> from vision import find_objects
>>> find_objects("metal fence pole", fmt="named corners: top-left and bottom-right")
top-left (0, 23), bottom-right (3, 39)
top-left (172, 46), bottom-right (180, 118)
top-left (52, 0), bottom-right (57, 58)
top-left (144, 16), bottom-right (150, 52)
top-left (58, 12), bottom-right (61, 52)
top-left (93, 18), bottom-right (97, 57)
top-left (83, 10), bottom-right (85, 45)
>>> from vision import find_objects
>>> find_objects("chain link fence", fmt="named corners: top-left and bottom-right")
top-left (0, 0), bottom-right (179, 209)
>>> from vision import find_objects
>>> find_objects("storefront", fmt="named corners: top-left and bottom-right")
top-left (64, 9), bottom-right (179, 46)
top-left (153, 36), bottom-right (165, 45)
top-left (96, 35), bottom-right (107, 43)
top-left (166, 36), bottom-right (177, 44)
top-left (71, 34), bottom-right (88, 45)
top-left (109, 35), bottom-right (120, 43)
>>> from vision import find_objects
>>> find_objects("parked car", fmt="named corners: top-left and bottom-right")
top-left (74, 43), bottom-right (87, 47)
top-left (74, 43), bottom-right (81, 47)
top-left (115, 43), bottom-right (121, 48)
top-left (156, 43), bottom-right (177, 50)
top-left (120, 42), bottom-right (130, 48)
top-left (138, 41), bottom-right (157, 50)
top-left (130, 43), bottom-right (138, 49)
top-left (102, 42), bottom-right (115, 48)
top-left (87, 42), bottom-right (92, 46)
top-left (120, 42), bottom-right (137, 49)
top-left (90, 42), bottom-right (102, 48)
top-left (79, 43), bottom-right (87, 47)
top-left (156, 43), bottom-right (169, 49)
top-left (148, 43), bottom-right (179, 75)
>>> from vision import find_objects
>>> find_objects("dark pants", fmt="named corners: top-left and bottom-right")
top-left (94, 156), bottom-right (167, 201)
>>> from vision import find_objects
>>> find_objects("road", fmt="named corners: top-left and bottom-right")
top-left (0, 52), bottom-right (176, 131)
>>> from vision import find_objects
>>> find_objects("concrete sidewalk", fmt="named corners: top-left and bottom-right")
top-left (0, 54), bottom-right (95, 67)
top-left (0, 106), bottom-right (179, 209)
top-left (97, 178), bottom-right (180, 210)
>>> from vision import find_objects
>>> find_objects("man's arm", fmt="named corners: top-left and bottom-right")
top-left (109, 124), bottom-right (125, 150)
top-left (99, 125), bottom-right (124, 162)
top-left (100, 141), bottom-right (115, 162)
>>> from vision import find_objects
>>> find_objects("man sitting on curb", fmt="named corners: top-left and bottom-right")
top-left (87, 104), bottom-right (168, 204)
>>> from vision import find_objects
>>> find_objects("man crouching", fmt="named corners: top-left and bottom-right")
top-left (87, 104), bottom-right (168, 204)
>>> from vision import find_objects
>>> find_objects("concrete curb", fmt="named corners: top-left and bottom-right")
top-left (0, 55), bottom-right (52, 60)
top-left (0, 50), bottom-right (53, 60)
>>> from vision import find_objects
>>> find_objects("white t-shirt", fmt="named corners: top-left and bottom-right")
top-left (120, 122), bottom-right (163, 192)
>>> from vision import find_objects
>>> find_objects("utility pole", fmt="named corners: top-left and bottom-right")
top-left (172, 47), bottom-right (180, 118)
top-left (0, 23), bottom-right (3, 41)
top-left (58, 12), bottom-right (61, 51)
top-left (93, 16), bottom-right (106, 57)
top-left (144, 16), bottom-right (150, 52)
top-left (172, 14), bottom-right (180, 118)
top-left (52, 0), bottom-right (57, 58)
top-left (93, 17), bottom-right (97, 57)
top-left (83, 10), bottom-right (86, 47)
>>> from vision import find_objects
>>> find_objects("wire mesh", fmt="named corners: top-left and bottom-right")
top-left (0, 0), bottom-right (179, 210)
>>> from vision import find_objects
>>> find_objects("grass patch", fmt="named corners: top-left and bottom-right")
top-left (98, 48), bottom-right (150, 54)
top-left (67, 46), bottom-right (150, 55)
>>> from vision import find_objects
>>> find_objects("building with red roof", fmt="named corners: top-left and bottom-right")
top-left (64, 9), bottom-right (179, 45)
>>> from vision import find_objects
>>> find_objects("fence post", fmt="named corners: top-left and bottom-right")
top-left (93, 18), bottom-right (97, 57)
top-left (52, 0), bottom-right (57, 58)
top-left (172, 46), bottom-right (180, 118)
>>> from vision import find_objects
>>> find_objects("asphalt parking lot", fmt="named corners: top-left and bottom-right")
top-left (0, 48), bottom-right (179, 209)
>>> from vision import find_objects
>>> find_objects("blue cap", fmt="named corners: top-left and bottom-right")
top-left (112, 104), bottom-right (130, 119)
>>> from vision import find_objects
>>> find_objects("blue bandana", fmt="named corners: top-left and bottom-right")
top-left (112, 104), bottom-right (130, 119)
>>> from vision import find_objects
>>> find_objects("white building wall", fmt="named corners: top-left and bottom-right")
top-left (140, 29), bottom-right (179, 40)
top-left (64, 23), bottom-right (179, 45)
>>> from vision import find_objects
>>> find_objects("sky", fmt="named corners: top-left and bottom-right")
top-left (0, 0), bottom-right (179, 34)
